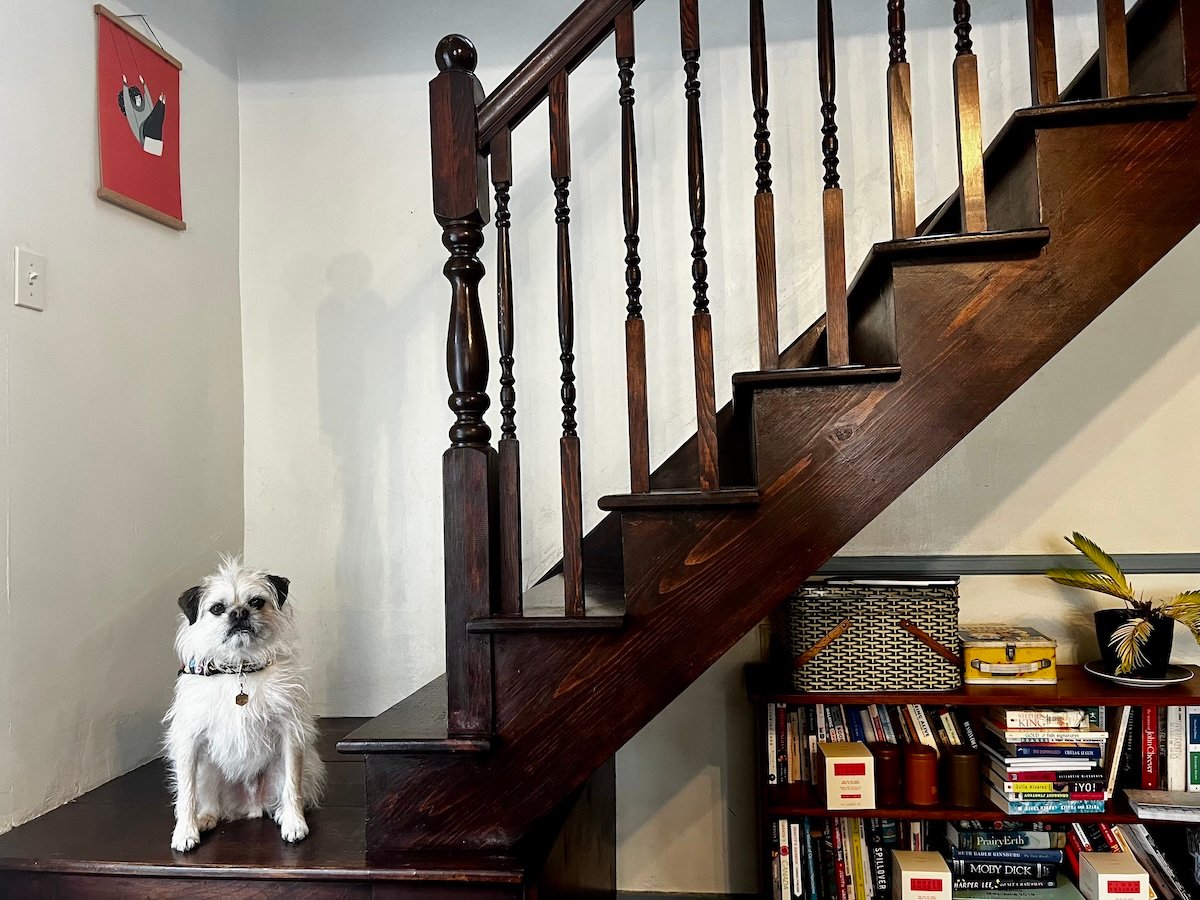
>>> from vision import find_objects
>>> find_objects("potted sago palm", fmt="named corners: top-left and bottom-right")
top-left (1046, 533), bottom-right (1200, 677)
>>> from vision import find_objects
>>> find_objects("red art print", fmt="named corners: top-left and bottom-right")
top-left (95, 5), bottom-right (184, 229)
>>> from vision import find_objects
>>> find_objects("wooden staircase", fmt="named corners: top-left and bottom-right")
top-left (3, 0), bottom-right (1200, 897)
top-left (346, 0), bottom-right (1200, 863)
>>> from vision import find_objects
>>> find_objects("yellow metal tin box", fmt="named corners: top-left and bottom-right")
top-left (960, 624), bottom-right (1058, 685)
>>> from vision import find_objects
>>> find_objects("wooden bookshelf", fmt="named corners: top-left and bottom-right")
top-left (747, 663), bottom-right (1200, 708)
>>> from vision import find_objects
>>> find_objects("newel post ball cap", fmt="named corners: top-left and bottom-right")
top-left (437, 35), bottom-right (478, 72)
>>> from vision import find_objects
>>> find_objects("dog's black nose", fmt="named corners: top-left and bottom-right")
top-left (230, 607), bottom-right (249, 622)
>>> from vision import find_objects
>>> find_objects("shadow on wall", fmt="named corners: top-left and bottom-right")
top-left (315, 252), bottom-right (441, 704)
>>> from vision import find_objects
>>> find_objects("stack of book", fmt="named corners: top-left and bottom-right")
top-left (982, 707), bottom-right (1108, 816)
top-left (945, 821), bottom-right (1068, 892)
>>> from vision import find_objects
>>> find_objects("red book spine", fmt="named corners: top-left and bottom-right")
top-left (1071, 822), bottom-right (1094, 852)
top-left (1097, 823), bottom-right (1122, 852)
top-left (1065, 831), bottom-right (1082, 879)
top-left (1143, 706), bottom-right (1160, 790)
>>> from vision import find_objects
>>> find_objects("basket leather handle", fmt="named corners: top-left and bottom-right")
top-left (898, 619), bottom-right (962, 668)
top-left (793, 618), bottom-right (852, 668)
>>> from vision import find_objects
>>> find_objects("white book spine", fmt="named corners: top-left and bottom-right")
top-left (790, 821), bottom-right (804, 899)
top-left (767, 703), bottom-right (778, 785)
top-left (909, 705), bottom-right (939, 754)
top-left (778, 817), bottom-right (792, 900)
top-left (1168, 705), bottom-right (1187, 792)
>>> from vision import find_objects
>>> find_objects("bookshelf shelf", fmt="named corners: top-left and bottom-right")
top-left (746, 663), bottom-right (1200, 708)
top-left (765, 782), bottom-right (1141, 824)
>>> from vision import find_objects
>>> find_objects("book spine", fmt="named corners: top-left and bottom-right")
top-left (779, 817), bottom-right (793, 900)
top-left (806, 707), bottom-right (820, 786)
top-left (1010, 744), bottom-right (1101, 758)
top-left (891, 705), bottom-right (912, 744)
top-left (999, 708), bottom-right (1087, 729)
top-left (938, 708), bottom-right (962, 746)
top-left (790, 821), bottom-right (804, 899)
top-left (1107, 704), bottom-right (1132, 800)
top-left (1004, 780), bottom-right (1104, 793)
top-left (829, 815), bottom-right (849, 900)
top-left (878, 705), bottom-right (898, 744)
top-left (909, 705), bottom-right (939, 753)
top-left (866, 705), bottom-right (885, 743)
top-left (767, 704), bottom-right (779, 785)
top-left (777, 704), bottom-right (791, 784)
top-left (771, 819), bottom-right (782, 900)
top-left (955, 830), bottom-right (1061, 850)
top-left (951, 876), bottom-right (1058, 891)
top-left (1121, 707), bottom-right (1143, 790)
top-left (1065, 829), bottom-right (1081, 879)
top-left (1082, 822), bottom-right (1108, 852)
top-left (1097, 822), bottom-right (1122, 852)
top-left (803, 818), bottom-right (819, 900)
top-left (1168, 705), bottom-right (1187, 792)
top-left (848, 818), bottom-right (866, 900)
top-left (956, 711), bottom-right (980, 751)
top-left (815, 704), bottom-right (829, 743)
top-left (865, 819), bottom-right (887, 900)
top-left (1145, 706), bottom-right (1161, 790)
top-left (1188, 705), bottom-right (1200, 793)
top-left (1002, 790), bottom-right (1105, 801)
top-left (949, 859), bottom-right (1057, 878)
top-left (949, 847), bottom-right (1064, 862)
top-left (1071, 822), bottom-right (1094, 852)
top-left (988, 786), bottom-right (1104, 814)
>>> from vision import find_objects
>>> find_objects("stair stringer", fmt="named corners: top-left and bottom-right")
top-left (363, 8), bottom-right (1200, 856)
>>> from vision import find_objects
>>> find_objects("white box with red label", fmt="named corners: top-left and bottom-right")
top-left (816, 741), bottom-right (875, 810)
top-left (1080, 852), bottom-right (1149, 900)
top-left (891, 850), bottom-right (951, 900)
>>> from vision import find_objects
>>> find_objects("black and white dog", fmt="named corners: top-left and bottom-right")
top-left (165, 557), bottom-right (324, 852)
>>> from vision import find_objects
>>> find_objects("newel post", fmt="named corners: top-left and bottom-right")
top-left (431, 34), bottom-right (496, 737)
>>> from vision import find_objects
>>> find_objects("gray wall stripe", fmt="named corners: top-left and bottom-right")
top-left (817, 553), bottom-right (1200, 576)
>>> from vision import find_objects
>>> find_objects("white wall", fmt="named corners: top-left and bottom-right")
top-left (0, 0), bottom-right (243, 831)
top-left (235, 0), bottom-right (1184, 895)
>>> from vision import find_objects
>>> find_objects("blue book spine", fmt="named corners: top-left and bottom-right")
top-left (803, 817), bottom-right (818, 900)
top-left (845, 705), bottom-right (865, 742)
top-left (1013, 745), bottom-right (1100, 759)
top-left (1007, 799), bottom-right (1106, 814)
top-left (1189, 708), bottom-right (1200, 743)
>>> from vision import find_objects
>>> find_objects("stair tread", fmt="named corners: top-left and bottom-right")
top-left (0, 720), bottom-right (524, 883)
top-left (597, 488), bottom-right (760, 511)
top-left (468, 572), bottom-right (626, 631)
top-left (732, 364), bottom-right (902, 391)
top-left (336, 675), bottom-right (493, 755)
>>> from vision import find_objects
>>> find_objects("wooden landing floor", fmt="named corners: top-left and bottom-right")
top-left (0, 719), bottom-right (529, 894)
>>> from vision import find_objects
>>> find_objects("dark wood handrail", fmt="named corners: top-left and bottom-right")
top-left (477, 0), bottom-right (648, 149)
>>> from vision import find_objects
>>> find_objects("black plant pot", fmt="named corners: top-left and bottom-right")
top-left (1094, 608), bottom-right (1175, 678)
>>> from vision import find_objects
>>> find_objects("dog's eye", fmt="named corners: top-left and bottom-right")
top-left (249, 597), bottom-right (266, 610)
top-left (209, 604), bottom-right (226, 616)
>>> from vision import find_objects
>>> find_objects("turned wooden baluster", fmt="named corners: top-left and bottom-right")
top-left (887, 0), bottom-right (916, 239)
top-left (550, 69), bottom-right (585, 616)
top-left (1026, 0), bottom-right (1059, 105)
top-left (681, 0), bottom-right (719, 490)
top-left (617, 5), bottom-right (650, 495)
top-left (952, 1), bottom-right (989, 233)
top-left (817, 0), bottom-right (849, 367)
top-left (492, 126), bottom-right (522, 617)
top-left (1097, 0), bottom-right (1130, 97)
top-left (430, 34), bottom-right (495, 736)
top-left (750, 0), bottom-right (779, 370)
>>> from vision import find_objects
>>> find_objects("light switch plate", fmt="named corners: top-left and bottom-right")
top-left (15, 247), bottom-right (46, 311)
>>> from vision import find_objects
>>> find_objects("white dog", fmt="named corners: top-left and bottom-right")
top-left (165, 557), bottom-right (325, 852)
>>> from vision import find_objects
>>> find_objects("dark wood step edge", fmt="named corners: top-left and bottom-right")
top-left (467, 615), bottom-right (626, 634)
top-left (597, 488), bottom-right (760, 512)
top-left (732, 364), bottom-right (902, 391)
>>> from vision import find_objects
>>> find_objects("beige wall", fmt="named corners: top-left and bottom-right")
top-left (0, 0), bottom-right (243, 831)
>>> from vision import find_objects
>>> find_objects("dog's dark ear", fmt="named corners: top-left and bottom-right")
top-left (267, 574), bottom-right (290, 607)
top-left (177, 586), bottom-right (203, 625)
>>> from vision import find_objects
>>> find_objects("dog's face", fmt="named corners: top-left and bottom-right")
top-left (175, 557), bottom-right (293, 665)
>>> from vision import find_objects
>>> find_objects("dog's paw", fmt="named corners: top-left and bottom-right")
top-left (279, 811), bottom-right (309, 843)
top-left (171, 823), bottom-right (201, 853)
top-left (242, 805), bottom-right (264, 820)
top-left (196, 812), bottom-right (219, 832)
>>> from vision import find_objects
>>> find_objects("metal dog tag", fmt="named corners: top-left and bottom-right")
top-left (235, 692), bottom-right (249, 706)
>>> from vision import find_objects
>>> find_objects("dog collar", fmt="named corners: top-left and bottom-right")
top-left (177, 659), bottom-right (273, 677)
